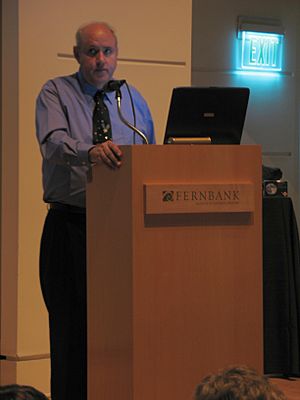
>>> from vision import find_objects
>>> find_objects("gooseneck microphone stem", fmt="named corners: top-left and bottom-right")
top-left (116, 91), bottom-right (149, 145)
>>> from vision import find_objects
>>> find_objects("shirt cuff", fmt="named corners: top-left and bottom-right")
top-left (77, 143), bottom-right (95, 165)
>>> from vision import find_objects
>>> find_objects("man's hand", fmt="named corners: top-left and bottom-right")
top-left (89, 141), bottom-right (123, 169)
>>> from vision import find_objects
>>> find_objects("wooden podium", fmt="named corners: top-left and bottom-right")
top-left (86, 145), bottom-right (262, 400)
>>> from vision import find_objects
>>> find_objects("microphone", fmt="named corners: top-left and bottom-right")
top-left (104, 79), bottom-right (149, 144)
top-left (104, 80), bottom-right (126, 93)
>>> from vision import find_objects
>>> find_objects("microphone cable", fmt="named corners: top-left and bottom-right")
top-left (124, 81), bottom-right (137, 144)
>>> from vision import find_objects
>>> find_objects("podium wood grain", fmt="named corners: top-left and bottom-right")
top-left (87, 145), bottom-right (262, 400)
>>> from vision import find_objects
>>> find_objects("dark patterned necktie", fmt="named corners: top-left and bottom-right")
top-left (92, 90), bottom-right (112, 144)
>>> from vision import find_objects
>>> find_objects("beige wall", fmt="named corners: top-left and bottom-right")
top-left (192, 0), bottom-right (300, 219)
top-left (0, 0), bottom-right (192, 395)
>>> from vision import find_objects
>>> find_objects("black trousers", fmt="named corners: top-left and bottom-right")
top-left (40, 209), bottom-right (87, 400)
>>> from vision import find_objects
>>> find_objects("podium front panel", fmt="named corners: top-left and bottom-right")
top-left (87, 145), bottom-right (262, 400)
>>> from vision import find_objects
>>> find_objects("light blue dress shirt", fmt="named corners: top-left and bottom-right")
top-left (36, 72), bottom-right (155, 207)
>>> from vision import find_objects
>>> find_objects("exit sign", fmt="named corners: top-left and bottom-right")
top-left (241, 31), bottom-right (283, 72)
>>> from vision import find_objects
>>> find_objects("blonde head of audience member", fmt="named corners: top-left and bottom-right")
top-left (195, 365), bottom-right (287, 400)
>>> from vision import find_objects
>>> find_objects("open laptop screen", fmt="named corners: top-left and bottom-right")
top-left (164, 87), bottom-right (250, 144)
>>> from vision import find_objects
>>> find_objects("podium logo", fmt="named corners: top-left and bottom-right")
top-left (162, 191), bottom-right (174, 202)
top-left (162, 190), bottom-right (240, 203)
top-left (145, 183), bottom-right (253, 215)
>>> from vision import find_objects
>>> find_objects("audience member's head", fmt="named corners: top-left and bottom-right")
top-left (0, 384), bottom-right (48, 400)
top-left (194, 365), bottom-right (287, 400)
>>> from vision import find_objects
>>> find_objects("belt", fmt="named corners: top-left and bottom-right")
top-left (49, 202), bottom-right (86, 214)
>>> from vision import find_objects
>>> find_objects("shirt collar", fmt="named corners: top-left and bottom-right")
top-left (77, 71), bottom-right (115, 103)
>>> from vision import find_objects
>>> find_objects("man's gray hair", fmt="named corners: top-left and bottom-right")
top-left (75, 21), bottom-right (117, 48)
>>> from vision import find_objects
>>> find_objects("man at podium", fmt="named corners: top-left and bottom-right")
top-left (35, 21), bottom-right (155, 400)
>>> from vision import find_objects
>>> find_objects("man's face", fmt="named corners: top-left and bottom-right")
top-left (74, 24), bottom-right (118, 89)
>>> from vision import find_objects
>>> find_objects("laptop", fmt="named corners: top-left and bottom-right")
top-left (163, 87), bottom-right (250, 144)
